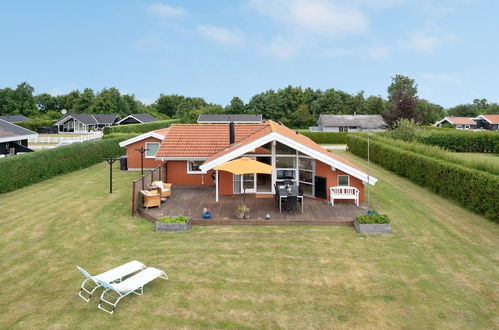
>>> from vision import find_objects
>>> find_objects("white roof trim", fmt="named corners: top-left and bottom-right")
top-left (54, 115), bottom-right (86, 126)
top-left (199, 132), bottom-right (377, 185)
top-left (476, 115), bottom-right (496, 124)
top-left (119, 132), bottom-right (165, 147)
top-left (156, 157), bottom-right (209, 161)
top-left (117, 115), bottom-right (141, 125)
top-left (0, 133), bottom-right (38, 144)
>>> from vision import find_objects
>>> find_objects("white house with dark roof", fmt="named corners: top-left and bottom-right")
top-left (0, 119), bottom-right (37, 156)
top-left (54, 113), bottom-right (121, 132)
top-left (313, 114), bottom-right (387, 132)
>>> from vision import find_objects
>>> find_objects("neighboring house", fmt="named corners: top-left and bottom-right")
top-left (473, 114), bottom-right (499, 131)
top-left (117, 113), bottom-right (159, 125)
top-left (0, 119), bottom-right (37, 157)
top-left (197, 114), bottom-right (263, 124)
top-left (123, 120), bottom-right (377, 204)
top-left (54, 113), bottom-right (121, 132)
top-left (314, 114), bottom-right (387, 132)
top-left (434, 117), bottom-right (478, 129)
top-left (119, 128), bottom-right (170, 170)
top-left (0, 115), bottom-right (29, 123)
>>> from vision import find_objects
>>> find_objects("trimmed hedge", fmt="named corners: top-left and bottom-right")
top-left (104, 119), bottom-right (180, 135)
top-left (298, 130), bottom-right (349, 144)
top-left (15, 119), bottom-right (57, 132)
top-left (0, 136), bottom-right (131, 193)
top-left (420, 130), bottom-right (499, 153)
top-left (347, 134), bottom-right (499, 222)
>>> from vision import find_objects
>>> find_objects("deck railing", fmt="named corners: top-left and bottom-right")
top-left (131, 163), bottom-right (167, 217)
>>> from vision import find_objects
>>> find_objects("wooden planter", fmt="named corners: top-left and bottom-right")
top-left (155, 219), bottom-right (192, 232)
top-left (354, 220), bottom-right (391, 234)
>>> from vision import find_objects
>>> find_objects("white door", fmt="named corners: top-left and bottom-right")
top-left (242, 173), bottom-right (256, 193)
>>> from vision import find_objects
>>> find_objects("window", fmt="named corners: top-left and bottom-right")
top-left (187, 160), bottom-right (204, 174)
top-left (276, 170), bottom-right (295, 180)
top-left (339, 126), bottom-right (348, 132)
top-left (276, 157), bottom-right (295, 168)
top-left (338, 175), bottom-right (350, 186)
top-left (145, 142), bottom-right (160, 158)
top-left (275, 141), bottom-right (296, 154)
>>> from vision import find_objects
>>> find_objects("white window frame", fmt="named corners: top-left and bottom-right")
top-left (145, 142), bottom-right (160, 158)
top-left (337, 175), bottom-right (350, 186)
top-left (187, 160), bottom-right (204, 174)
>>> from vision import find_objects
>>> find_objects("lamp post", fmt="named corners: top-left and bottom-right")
top-left (103, 157), bottom-right (119, 193)
top-left (135, 147), bottom-right (149, 176)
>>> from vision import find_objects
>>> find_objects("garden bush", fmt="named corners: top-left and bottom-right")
top-left (347, 134), bottom-right (499, 222)
top-left (14, 118), bottom-right (57, 131)
top-left (355, 214), bottom-right (390, 224)
top-left (298, 130), bottom-right (349, 144)
top-left (0, 136), bottom-right (131, 193)
top-left (420, 130), bottom-right (499, 152)
top-left (103, 119), bottom-right (180, 135)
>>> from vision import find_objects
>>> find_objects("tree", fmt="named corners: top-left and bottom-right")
top-left (365, 95), bottom-right (388, 114)
top-left (295, 104), bottom-right (310, 127)
top-left (417, 99), bottom-right (445, 124)
top-left (225, 96), bottom-right (245, 114)
top-left (387, 75), bottom-right (417, 103)
top-left (35, 93), bottom-right (59, 112)
top-left (446, 104), bottom-right (478, 117)
top-left (13, 82), bottom-right (37, 116)
top-left (0, 88), bottom-right (16, 115)
top-left (73, 88), bottom-right (95, 113)
top-left (382, 90), bottom-right (422, 127)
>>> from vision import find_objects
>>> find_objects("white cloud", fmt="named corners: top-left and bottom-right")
top-left (368, 45), bottom-right (390, 60)
top-left (197, 25), bottom-right (245, 47)
top-left (266, 36), bottom-right (303, 58)
top-left (420, 73), bottom-right (461, 84)
top-left (132, 35), bottom-right (168, 50)
top-left (249, 0), bottom-right (369, 36)
top-left (146, 3), bottom-right (188, 18)
top-left (401, 32), bottom-right (457, 53)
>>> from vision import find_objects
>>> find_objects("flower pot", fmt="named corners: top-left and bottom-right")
top-left (236, 211), bottom-right (245, 219)
top-left (353, 220), bottom-right (391, 234)
top-left (243, 211), bottom-right (250, 219)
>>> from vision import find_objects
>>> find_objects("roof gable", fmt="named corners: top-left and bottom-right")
top-left (478, 114), bottom-right (499, 124)
top-left (0, 119), bottom-right (37, 143)
top-left (117, 113), bottom-right (158, 124)
top-left (119, 128), bottom-right (169, 147)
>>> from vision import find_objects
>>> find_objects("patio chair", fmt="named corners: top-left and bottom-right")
top-left (97, 267), bottom-right (168, 314)
top-left (152, 181), bottom-right (172, 198)
top-left (282, 195), bottom-right (298, 212)
top-left (141, 190), bottom-right (161, 209)
top-left (76, 261), bottom-right (146, 302)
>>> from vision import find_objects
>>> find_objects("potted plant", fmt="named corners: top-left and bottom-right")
top-left (202, 207), bottom-right (212, 219)
top-left (155, 215), bottom-right (191, 232)
top-left (236, 204), bottom-right (249, 219)
top-left (353, 213), bottom-right (391, 234)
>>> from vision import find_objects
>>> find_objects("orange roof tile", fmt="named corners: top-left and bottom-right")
top-left (153, 128), bottom-right (170, 136)
top-left (446, 117), bottom-right (477, 125)
top-left (156, 123), bottom-right (270, 158)
top-left (480, 114), bottom-right (499, 124)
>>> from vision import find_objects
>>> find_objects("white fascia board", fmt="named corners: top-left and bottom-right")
top-left (156, 157), bottom-right (208, 161)
top-left (476, 115), bottom-right (493, 124)
top-left (0, 133), bottom-right (38, 144)
top-left (273, 133), bottom-right (377, 185)
top-left (434, 117), bottom-right (450, 126)
top-left (199, 133), bottom-right (276, 172)
top-left (118, 132), bottom-right (165, 147)
top-left (54, 115), bottom-right (77, 126)
top-left (117, 115), bottom-right (141, 125)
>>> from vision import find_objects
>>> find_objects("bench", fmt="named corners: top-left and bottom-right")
top-left (330, 186), bottom-right (359, 206)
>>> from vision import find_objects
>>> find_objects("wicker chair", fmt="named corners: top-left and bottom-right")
top-left (152, 181), bottom-right (172, 198)
top-left (140, 190), bottom-right (161, 209)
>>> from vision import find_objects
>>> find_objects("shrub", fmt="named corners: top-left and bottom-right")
top-left (494, 143), bottom-right (499, 154)
top-left (298, 130), bottom-right (349, 144)
top-left (104, 119), bottom-right (180, 135)
top-left (15, 118), bottom-right (57, 132)
top-left (355, 214), bottom-right (390, 224)
top-left (158, 215), bottom-right (190, 223)
top-left (386, 118), bottom-right (428, 142)
top-left (420, 130), bottom-right (499, 153)
top-left (347, 134), bottom-right (499, 222)
top-left (0, 136), bottom-right (131, 193)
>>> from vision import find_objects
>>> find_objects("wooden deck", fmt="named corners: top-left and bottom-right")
top-left (138, 185), bottom-right (368, 226)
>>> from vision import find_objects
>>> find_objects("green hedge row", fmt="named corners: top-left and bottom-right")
top-left (298, 130), bottom-right (349, 144)
top-left (347, 134), bottom-right (499, 222)
top-left (103, 119), bottom-right (180, 135)
top-left (420, 130), bottom-right (499, 153)
top-left (0, 136), bottom-right (131, 194)
top-left (15, 119), bottom-right (57, 131)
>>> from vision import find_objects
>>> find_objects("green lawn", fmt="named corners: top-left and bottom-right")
top-left (453, 152), bottom-right (499, 171)
top-left (0, 153), bottom-right (498, 328)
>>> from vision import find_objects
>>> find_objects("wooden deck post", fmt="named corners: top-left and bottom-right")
top-left (215, 170), bottom-right (219, 202)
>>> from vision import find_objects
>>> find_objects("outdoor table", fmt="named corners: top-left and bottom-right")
top-left (278, 185), bottom-right (303, 213)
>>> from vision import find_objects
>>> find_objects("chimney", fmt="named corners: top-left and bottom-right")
top-left (229, 122), bottom-right (235, 145)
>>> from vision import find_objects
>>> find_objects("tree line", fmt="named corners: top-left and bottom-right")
top-left (0, 76), bottom-right (497, 128)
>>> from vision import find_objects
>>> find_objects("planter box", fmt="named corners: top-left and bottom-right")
top-left (354, 220), bottom-right (391, 234)
top-left (155, 220), bottom-right (192, 232)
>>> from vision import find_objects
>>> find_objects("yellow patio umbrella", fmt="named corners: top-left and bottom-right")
top-left (214, 157), bottom-right (274, 202)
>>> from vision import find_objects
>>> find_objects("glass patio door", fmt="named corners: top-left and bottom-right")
top-left (242, 173), bottom-right (256, 193)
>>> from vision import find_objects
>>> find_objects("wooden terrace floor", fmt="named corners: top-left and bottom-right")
top-left (139, 186), bottom-right (368, 226)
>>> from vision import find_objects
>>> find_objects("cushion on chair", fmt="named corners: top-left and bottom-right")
top-left (142, 190), bottom-right (152, 196)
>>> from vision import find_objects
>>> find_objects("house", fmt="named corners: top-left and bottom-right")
top-left (121, 120), bottom-right (377, 204)
top-left (117, 114), bottom-right (159, 125)
top-left (313, 114), bottom-right (387, 132)
top-left (197, 114), bottom-right (263, 124)
top-left (0, 119), bottom-right (37, 157)
top-left (54, 113), bottom-right (121, 132)
top-left (473, 114), bottom-right (499, 131)
top-left (0, 115), bottom-right (29, 123)
top-left (119, 128), bottom-right (170, 170)
top-left (434, 117), bottom-right (478, 129)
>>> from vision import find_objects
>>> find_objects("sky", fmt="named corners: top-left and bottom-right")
top-left (0, 0), bottom-right (498, 108)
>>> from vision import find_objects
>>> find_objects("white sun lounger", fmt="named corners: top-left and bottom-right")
top-left (76, 260), bottom-right (146, 302)
top-left (97, 267), bottom-right (168, 314)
